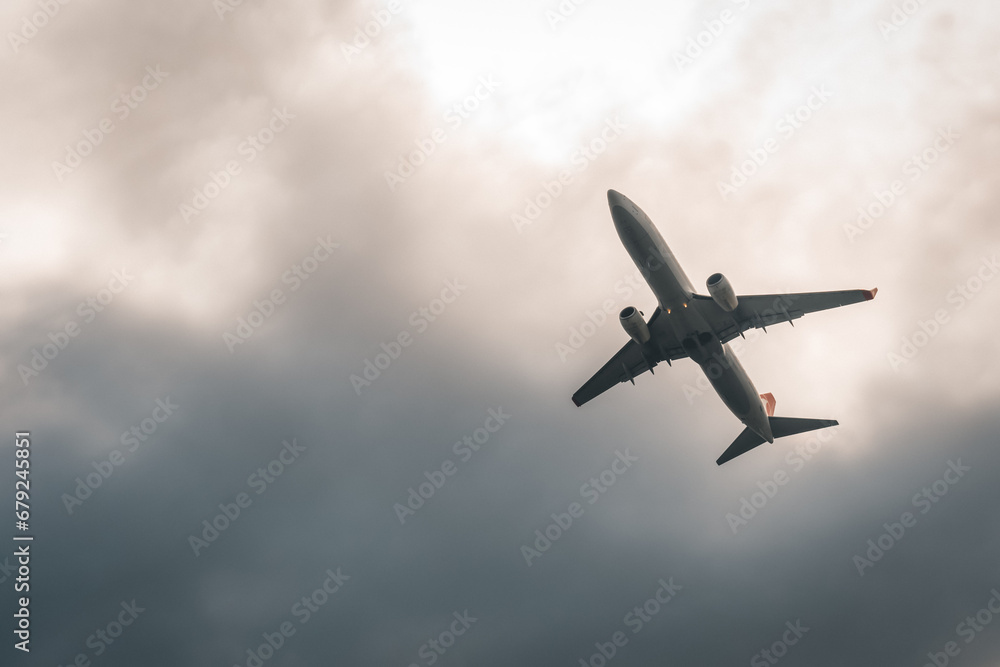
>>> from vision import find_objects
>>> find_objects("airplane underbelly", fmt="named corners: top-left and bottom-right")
top-left (621, 233), bottom-right (689, 307)
top-left (698, 345), bottom-right (756, 419)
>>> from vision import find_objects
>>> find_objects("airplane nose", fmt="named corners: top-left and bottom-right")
top-left (607, 189), bottom-right (635, 233)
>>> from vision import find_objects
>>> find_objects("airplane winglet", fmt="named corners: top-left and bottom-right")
top-left (863, 287), bottom-right (878, 301)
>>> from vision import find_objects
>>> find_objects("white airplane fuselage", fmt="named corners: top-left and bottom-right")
top-left (607, 189), bottom-right (774, 443)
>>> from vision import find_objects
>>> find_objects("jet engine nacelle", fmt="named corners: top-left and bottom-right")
top-left (619, 306), bottom-right (650, 344)
top-left (707, 273), bottom-right (738, 312)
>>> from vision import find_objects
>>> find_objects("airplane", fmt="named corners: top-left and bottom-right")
top-left (572, 190), bottom-right (877, 465)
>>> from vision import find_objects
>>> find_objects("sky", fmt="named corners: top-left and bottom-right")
top-left (1, 0), bottom-right (1000, 665)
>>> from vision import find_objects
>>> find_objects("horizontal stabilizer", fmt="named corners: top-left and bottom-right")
top-left (768, 416), bottom-right (838, 439)
top-left (716, 427), bottom-right (767, 465)
top-left (716, 416), bottom-right (839, 466)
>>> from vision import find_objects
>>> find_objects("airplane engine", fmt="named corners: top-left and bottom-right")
top-left (706, 273), bottom-right (738, 312)
top-left (619, 306), bottom-right (650, 344)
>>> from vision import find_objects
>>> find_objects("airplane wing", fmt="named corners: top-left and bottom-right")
top-left (572, 308), bottom-right (688, 407)
top-left (690, 288), bottom-right (877, 344)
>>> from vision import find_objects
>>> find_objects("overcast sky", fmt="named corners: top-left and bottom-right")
top-left (2, 0), bottom-right (1000, 665)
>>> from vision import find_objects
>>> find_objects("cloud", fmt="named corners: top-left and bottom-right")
top-left (3, 0), bottom-right (1000, 664)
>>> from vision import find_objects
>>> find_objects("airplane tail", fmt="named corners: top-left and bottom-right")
top-left (716, 417), bottom-right (838, 466)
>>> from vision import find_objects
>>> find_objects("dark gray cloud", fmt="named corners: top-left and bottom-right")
top-left (2, 0), bottom-right (1000, 665)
